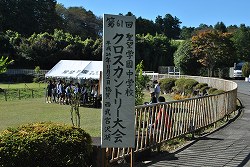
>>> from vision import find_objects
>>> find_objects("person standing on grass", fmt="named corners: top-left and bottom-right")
top-left (154, 80), bottom-right (161, 102)
top-left (56, 80), bottom-right (66, 105)
top-left (65, 81), bottom-right (74, 105)
top-left (81, 84), bottom-right (87, 104)
top-left (46, 80), bottom-right (54, 103)
top-left (52, 80), bottom-right (57, 103)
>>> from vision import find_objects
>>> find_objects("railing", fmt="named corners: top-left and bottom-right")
top-left (106, 75), bottom-right (237, 163)
top-left (4, 69), bottom-right (49, 76)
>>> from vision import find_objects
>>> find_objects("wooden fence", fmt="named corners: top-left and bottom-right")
top-left (0, 88), bottom-right (44, 101)
top-left (106, 76), bottom-right (237, 163)
top-left (5, 69), bottom-right (49, 76)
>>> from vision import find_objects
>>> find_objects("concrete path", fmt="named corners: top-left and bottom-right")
top-left (145, 80), bottom-right (250, 167)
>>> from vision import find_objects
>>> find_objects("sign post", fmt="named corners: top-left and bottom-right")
top-left (101, 14), bottom-right (136, 165)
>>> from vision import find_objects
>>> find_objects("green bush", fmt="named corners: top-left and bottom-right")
top-left (0, 122), bottom-right (92, 167)
top-left (210, 89), bottom-right (225, 95)
top-left (199, 86), bottom-right (210, 95)
top-left (159, 78), bottom-right (177, 93)
top-left (242, 62), bottom-right (250, 77)
top-left (208, 88), bottom-right (217, 94)
top-left (174, 78), bottom-right (187, 93)
top-left (175, 78), bottom-right (198, 95)
top-left (194, 83), bottom-right (208, 90)
top-left (33, 75), bottom-right (45, 83)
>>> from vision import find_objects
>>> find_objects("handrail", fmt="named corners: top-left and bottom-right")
top-left (106, 75), bottom-right (238, 163)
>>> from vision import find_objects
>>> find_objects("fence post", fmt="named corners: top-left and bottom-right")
top-left (130, 148), bottom-right (134, 167)
top-left (18, 89), bottom-right (21, 100)
top-left (101, 148), bottom-right (109, 167)
top-left (32, 89), bottom-right (34, 98)
top-left (4, 89), bottom-right (7, 101)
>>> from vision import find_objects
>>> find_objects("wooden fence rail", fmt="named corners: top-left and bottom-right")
top-left (106, 76), bottom-right (237, 163)
top-left (1, 89), bottom-right (37, 101)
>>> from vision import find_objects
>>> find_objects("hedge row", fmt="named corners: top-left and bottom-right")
top-left (0, 122), bottom-right (92, 167)
top-left (160, 78), bottom-right (224, 96)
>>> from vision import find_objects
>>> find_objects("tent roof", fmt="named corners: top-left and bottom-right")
top-left (45, 60), bottom-right (102, 79)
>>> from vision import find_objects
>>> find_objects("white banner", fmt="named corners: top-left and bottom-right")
top-left (101, 14), bottom-right (135, 148)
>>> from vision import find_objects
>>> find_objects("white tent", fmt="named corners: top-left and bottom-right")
top-left (45, 60), bottom-right (103, 79)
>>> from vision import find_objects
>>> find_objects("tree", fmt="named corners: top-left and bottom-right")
top-left (214, 22), bottom-right (227, 33)
top-left (136, 17), bottom-right (157, 35)
top-left (56, 5), bottom-right (102, 39)
top-left (227, 25), bottom-right (238, 33)
top-left (231, 24), bottom-right (250, 62)
top-left (135, 61), bottom-right (150, 105)
top-left (241, 62), bottom-right (250, 78)
top-left (0, 33), bottom-right (15, 57)
top-left (192, 30), bottom-right (236, 76)
top-left (155, 14), bottom-right (182, 39)
top-left (135, 34), bottom-right (173, 72)
top-left (193, 23), bottom-right (213, 35)
top-left (180, 26), bottom-right (195, 39)
top-left (174, 40), bottom-right (201, 75)
top-left (0, 56), bottom-right (13, 74)
top-left (0, 0), bottom-right (61, 36)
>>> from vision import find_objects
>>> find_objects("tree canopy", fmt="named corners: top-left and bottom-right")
top-left (155, 14), bottom-right (182, 39)
top-left (191, 30), bottom-right (236, 76)
top-left (231, 24), bottom-right (250, 62)
top-left (55, 5), bottom-right (102, 40)
top-left (0, 0), bottom-right (61, 36)
top-left (174, 40), bottom-right (201, 75)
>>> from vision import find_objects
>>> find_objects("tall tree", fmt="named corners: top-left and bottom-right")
top-left (227, 25), bottom-right (238, 33)
top-left (214, 21), bottom-right (227, 33)
top-left (0, 0), bottom-right (61, 36)
top-left (180, 26), bottom-right (195, 39)
top-left (155, 14), bottom-right (182, 39)
top-left (136, 17), bottom-right (157, 35)
top-left (56, 5), bottom-right (102, 39)
top-left (192, 30), bottom-right (236, 76)
top-left (174, 40), bottom-right (201, 75)
top-left (231, 24), bottom-right (250, 62)
top-left (136, 34), bottom-right (173, 72)
top-left (193, 23), bottom-right (213, 35)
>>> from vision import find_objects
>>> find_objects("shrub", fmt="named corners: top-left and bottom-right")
top-left (208, 88), bottom-right (217, 94)
top-left (199, 86), bottom-right (210, 95)
top-left (175, 78), bottom-right (187, 93)
top-left (194, 83), bottom-right (208, 90)
top-left (0, 122), bottom-right (92, 167)
top-left (210, 89), bottom-right (225, 95)
top-left (175, 78), bottom-right (198, 95)
top-left (242, 62), bottom-right (250, 77)
top-left (159, 78), bottom-right (177, 93)
top-left (33, 75), bottom-right (45, 83)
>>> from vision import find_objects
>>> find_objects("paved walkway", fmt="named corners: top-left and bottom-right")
top-left (145, 80), bottom-right (250, 167)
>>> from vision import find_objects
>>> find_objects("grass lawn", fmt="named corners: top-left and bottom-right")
top-left (0, 97), bottom-right (101, 137)
top-left (143, 90), bottom-right (173, 102)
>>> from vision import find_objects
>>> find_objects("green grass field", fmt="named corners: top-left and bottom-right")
top-left (0, 83), bottom-right (173, 137)
top-left (0, 97), bottom-right (101, 137)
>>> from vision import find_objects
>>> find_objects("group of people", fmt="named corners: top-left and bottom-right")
top-left (46, 79), bottom-right (100, 107)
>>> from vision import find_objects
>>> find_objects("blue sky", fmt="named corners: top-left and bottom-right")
top-left (56, 0), bottom-right (250, 28)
